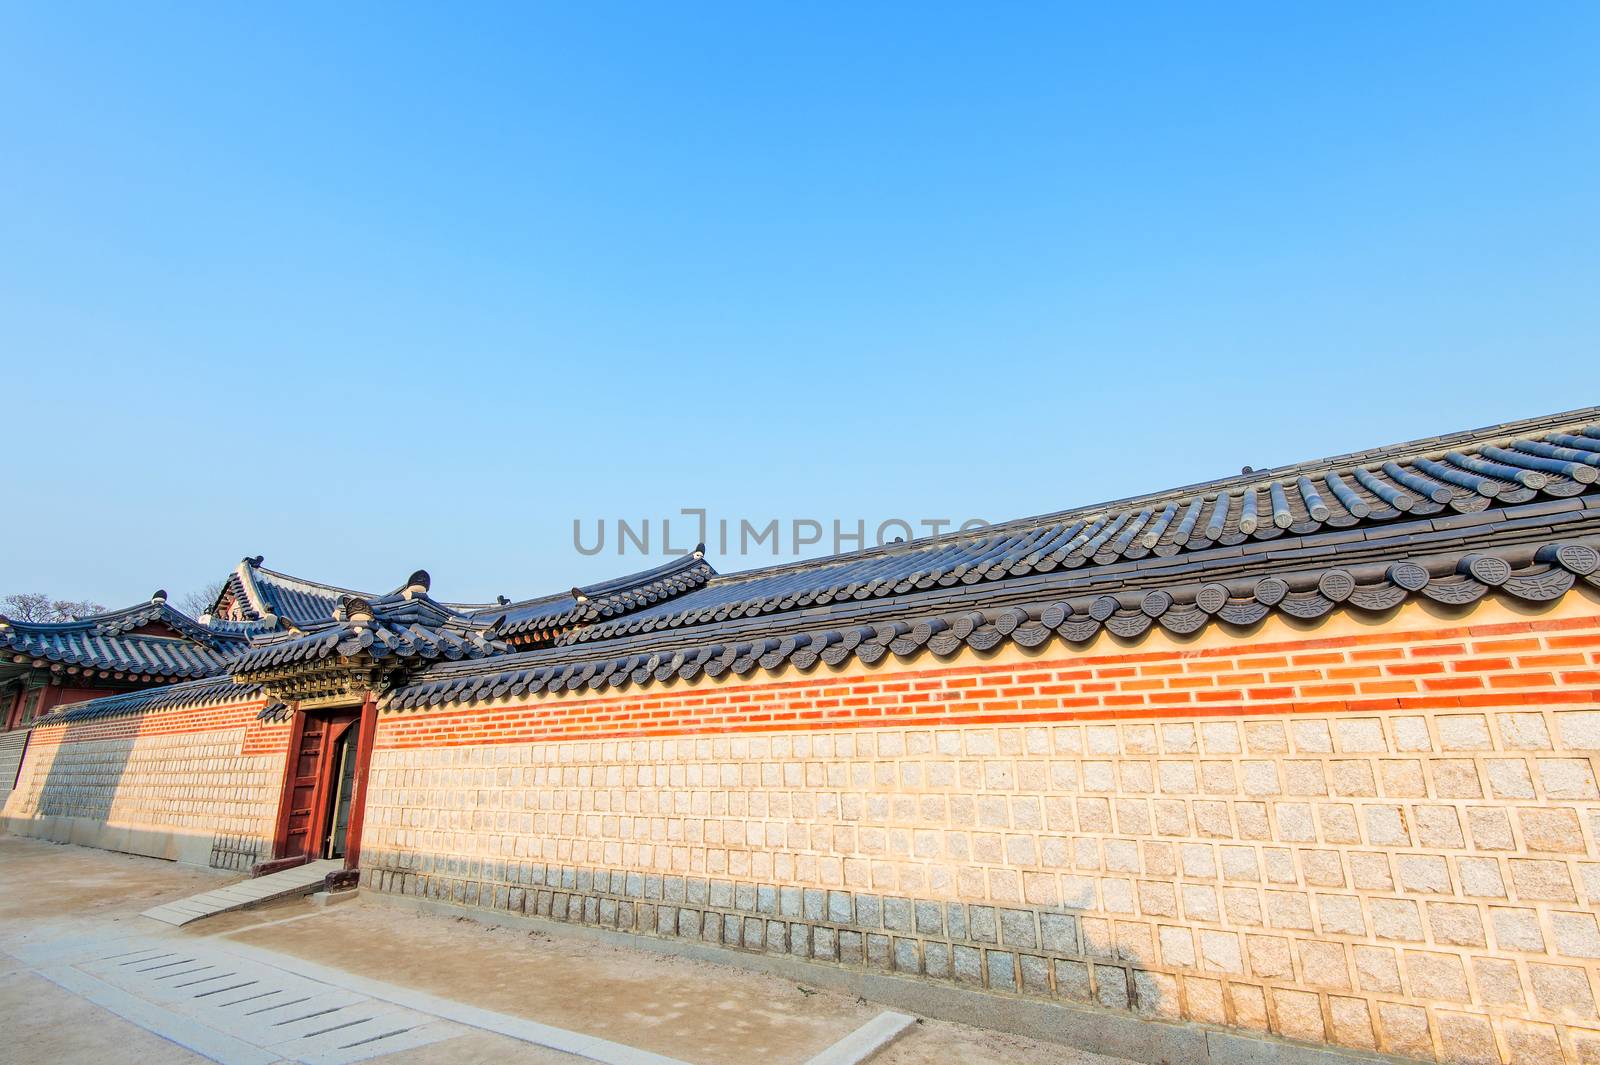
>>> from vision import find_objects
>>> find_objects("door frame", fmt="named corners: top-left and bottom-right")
top-left (268, 691), bottom-right (378, 872)
top-left (320, 716), bottom-right (359, 858)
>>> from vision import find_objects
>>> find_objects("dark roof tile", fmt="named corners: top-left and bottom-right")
top-left (46, 676), bottom-right (261, 722)
top-left (33, 406), bottom-right (1600, 724)
top-left (381, 537), bottom-right (1600, 710)
top-left (0, 597), bottom-right (241, 680)
top-left (230, 590), bottom-right (508, 677)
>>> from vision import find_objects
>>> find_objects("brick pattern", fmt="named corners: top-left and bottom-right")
top-left (21, 698), bottom-right (285, 755)
top-left (375, 616), bottom-right (1600, 747)
top-left (363, 613), bottom-right (1600, 1064)
top-left (5, 701), bottom-right (287, 868)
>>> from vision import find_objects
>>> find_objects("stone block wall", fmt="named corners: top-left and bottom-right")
top-left (0, 729), bottom-right (28, 809)
top-left (1, 698), bottom-right (286, 869)
top-left (360, 599), bottom-right (1600, 1064)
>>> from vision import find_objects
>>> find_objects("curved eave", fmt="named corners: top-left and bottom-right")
top-left (229, 620), bottom-right (510, 678)
top-left (40, 676), bottom-right (263, 724)
top-left (381, 537), bottom-right (1600, 710)
top-left (0, 621), bottom-right (237, 680)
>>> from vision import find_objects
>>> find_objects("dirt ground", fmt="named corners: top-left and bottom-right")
top-left (0, 836), bottom-right (1138, 1065)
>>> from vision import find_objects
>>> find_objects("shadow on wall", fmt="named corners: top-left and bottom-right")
top-left (6, 717), bottom-right (259, 870)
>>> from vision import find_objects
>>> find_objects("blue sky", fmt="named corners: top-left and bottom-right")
top-left (2, 3), bottom-right (1596, 609)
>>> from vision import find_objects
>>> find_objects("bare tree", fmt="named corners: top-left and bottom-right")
top-left (2, 593), bottom-right (108, 622)
top-left (179, 579), bottom-right (227, 618)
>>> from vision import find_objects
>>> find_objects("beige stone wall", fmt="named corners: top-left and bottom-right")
top-left (362, 709), bottom-right (1600, 1061)
top-left (361, 599), bottom-right (1600, 1064)
top-left (3, 719), bottom-right (284, 869)
top-left (0, 730), bottom-right (27, 810)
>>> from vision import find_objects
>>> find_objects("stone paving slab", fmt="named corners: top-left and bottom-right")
top-left (47, 935), bottom-right (460, 1065)
top-left (802, 1011), bottom-right (916, 1065)
top-left (38, 964), bottom-right (285, 1065)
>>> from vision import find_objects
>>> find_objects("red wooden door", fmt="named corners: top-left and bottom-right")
top-left (270, 702), bottom-right (371, 868)
top-left (282, 715), bottom-right (330, 860)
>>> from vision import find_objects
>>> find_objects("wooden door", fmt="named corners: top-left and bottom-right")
top-left (269, 701), bottom-right (372, 870)
top-left (281, 715), bottom-right (331, 860)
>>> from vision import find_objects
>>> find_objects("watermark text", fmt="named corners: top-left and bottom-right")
top-left (573, 509), bottom-right (990, 559)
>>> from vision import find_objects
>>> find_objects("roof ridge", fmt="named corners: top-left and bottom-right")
top-left (479, 552), bottom-right (714, 615)
top-left (0, 597), bottom-right (197, 634)
top-left (251, 565), bottom-right (374, 598)
top-left (578, 551), bottom-right (711, 597)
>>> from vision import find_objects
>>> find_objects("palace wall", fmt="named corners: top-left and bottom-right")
top-left (6, 592), bottom-right (1600, 1061)
top-left (357, 595), bottom-right (1600, 1064)
top-left (0, 729), bottom-right (27, 808)
top-left (0, 696), bottom-right (287, 869)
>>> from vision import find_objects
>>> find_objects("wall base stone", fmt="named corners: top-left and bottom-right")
top-left (367, 884), bottom-right (1410, 1065)
top-left (0, 812), bottom-right (221, 866)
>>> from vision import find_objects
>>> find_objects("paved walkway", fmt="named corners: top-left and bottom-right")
top-left (0, 837), bottom-right (1133, 1065)
top-left (16, 924), bottom-right (913, 1065)
top-left (17, 928), bottom-right (663, 1065)
top-left (141, 860), bottom-right (343, 926)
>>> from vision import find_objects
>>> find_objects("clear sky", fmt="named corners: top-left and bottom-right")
top-left (2, 3), bottom-right (1596, 609)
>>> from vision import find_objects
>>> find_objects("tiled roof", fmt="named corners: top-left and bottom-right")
top-left (384, 538), bottom-right (1600, 709)
top-left (555, 410), bottom-right (1600, 650)
top-left (230, 587), bottom-right (508, 678)
top-left (380, 407), bottom-right (1600, 707)
top-left (0, 596), bottom-right (242, 681)
top-left (217, 558), bottom-right (373, 627)
top-left (47, 676), bottom-right (262, 723)
top-left (31, 405), bottom-right (1600, 724)
top-left (482, 554), bottom-right (716, 640)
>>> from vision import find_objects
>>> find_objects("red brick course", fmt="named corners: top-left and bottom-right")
top-left (375, 614), bottom-right (1600, 750)
top-left (24, 699), bottom-right (284, 755)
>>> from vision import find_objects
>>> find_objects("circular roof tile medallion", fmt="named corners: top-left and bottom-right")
top-left (994, 607), bottom-right (1029, 635)
top-left (1464, 555), bottom-right (1512, 586)
top-left (951, 611), bottom-right (987, 641)
top-left (1195, 583), bottom-right (1231, 615)
top-left (1254, 576), bottom-right (1290, 606)
top-left (1317, 570), bottom-right (1357, 602)
top-left (1555, 544), bottom-right (1600, 575)
top-left (1090, 595), bottom-right (1120, 621)
top-left (1141, 590), bottom-right (1173, 617)
top-left (1387, 561), bottom-right (1431, 591)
